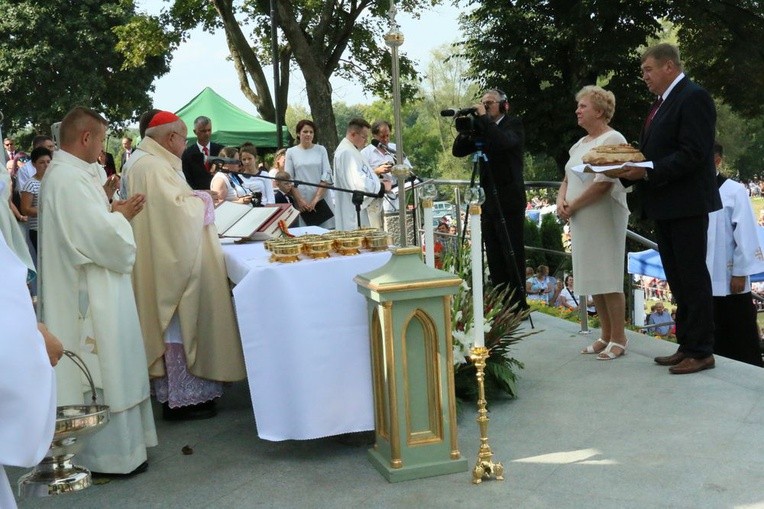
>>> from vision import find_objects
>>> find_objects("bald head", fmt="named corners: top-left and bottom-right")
top-left (59, 106), bottom-right (107, 164)
top-left (146, 119), bottom-right (188, 158)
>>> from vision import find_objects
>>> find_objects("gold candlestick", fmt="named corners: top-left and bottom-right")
top-left (470, 346), bottom-right (504, 484)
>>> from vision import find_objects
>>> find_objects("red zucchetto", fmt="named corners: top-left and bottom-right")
top-left (147, 110), bottom-right (181, 128)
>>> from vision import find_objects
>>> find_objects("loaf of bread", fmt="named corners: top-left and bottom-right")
top-left (582, 144), bottom-right (646, 166)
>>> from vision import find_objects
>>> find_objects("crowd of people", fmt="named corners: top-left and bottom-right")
top-left (3, 41), bottom-right (764, 504)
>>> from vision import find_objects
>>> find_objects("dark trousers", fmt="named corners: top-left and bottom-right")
top-left (482, 210), bottom-right (528, 311)
top-left (713, 293), bottom-right (763, 367)
top-left (29, 229), bottom-right (38, 253)
top-left (655, 215), bottom-right (714, 357)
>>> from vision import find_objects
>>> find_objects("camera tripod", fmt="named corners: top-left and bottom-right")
top-left (460, 140), bottom-right (533, 328)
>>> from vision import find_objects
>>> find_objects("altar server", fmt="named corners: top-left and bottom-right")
top-left (38, 106), bottom-right (157, 475)
top-left (126, 110), bottom-right (246, 420)
top-left (706, 142), bottom-right (764, 366)
top-left (0, 225), bottom-right (57, 509)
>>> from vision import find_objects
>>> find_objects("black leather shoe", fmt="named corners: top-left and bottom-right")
top-left (654, 351), bottom-right (687, 366)
top-left (162, 400), bottom-right (218, 421)
top-left (92, 460), bottom-right (149, 479)
top-left (669, 355), bottom-right (715, 375)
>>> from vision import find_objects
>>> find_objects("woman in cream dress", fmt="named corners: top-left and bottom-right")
top-left (556, 85), bottom-right (629, 360)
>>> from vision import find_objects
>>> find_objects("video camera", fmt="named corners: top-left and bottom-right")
top-left (440, 107), bottom-right (480, 136)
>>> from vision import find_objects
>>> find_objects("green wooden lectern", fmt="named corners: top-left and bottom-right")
top-left (355, 246), bottom-right (468, 482)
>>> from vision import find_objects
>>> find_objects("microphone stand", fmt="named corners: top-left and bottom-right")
top-left (217, 167), bottom-right (382, 229)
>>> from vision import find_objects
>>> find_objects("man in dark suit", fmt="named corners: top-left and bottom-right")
top-left (453, 89), bottom-right (528, 313)
top-left (118, 136), bottom-right (133, 172)
top-left (621, 43), bottom-right (722, 375)
top-left (181, 115), bottom-right (223, 190)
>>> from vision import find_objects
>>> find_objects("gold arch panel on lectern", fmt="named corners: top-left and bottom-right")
top-left (402, 309), bottom-right (443, 446)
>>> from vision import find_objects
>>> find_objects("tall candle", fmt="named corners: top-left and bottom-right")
top-left (422, 198), bottom-right (435, 267)
top-left (470, 204), bottom-right (484, 348)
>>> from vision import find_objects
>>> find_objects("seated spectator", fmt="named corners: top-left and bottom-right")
top-left (210, 147), bottom-right (251, 206)
top-left (20, 147), bottom-right (52, 251)
top-left (526, 264), bottom-right (552, 303)
top-left (647, 302), bottom-right (672, 336)
top-left (98, 149), bottom-right (117, 177)
top-left (555, 274), bottom-right (596, 314)
top-left (239, 143), bottom-right (274, 205)
top-left (273, 170), bottom-right (295, 205)
top-left (268, 148), bottom-right (287, 187)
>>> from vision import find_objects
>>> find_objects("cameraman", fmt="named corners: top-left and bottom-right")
top-left (452, 89), bottom-right (528, 312)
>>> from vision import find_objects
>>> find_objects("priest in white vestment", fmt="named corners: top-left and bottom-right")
top-left (125, 111), bottom-right (246, 420)
top-left (0, 220), bottom-right (57, 509)
top-left (38, 107), bottom-right (157, 474)
top-left (359, 119), bottom-right (413, 215)
top-left (706, 142), bottom-right (764, 367)
top-left (333, 118), bottom-right (391, 230)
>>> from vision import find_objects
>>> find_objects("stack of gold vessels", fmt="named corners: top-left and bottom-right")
top-left (265, 229), bottom-right (391, 263)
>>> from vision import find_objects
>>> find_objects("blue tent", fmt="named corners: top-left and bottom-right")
top-left (628, 226), bottom-right (764, 283)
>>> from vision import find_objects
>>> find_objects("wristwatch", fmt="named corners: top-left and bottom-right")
top-left (642, 169), bottom-right (650, 181)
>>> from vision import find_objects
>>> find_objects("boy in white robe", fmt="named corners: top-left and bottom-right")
top-left (706, 142), bottom-right (764, 366)
top-left (0, 227), bottom-right (57, 509)
top-left (38, 107), bottom-right (157, 474)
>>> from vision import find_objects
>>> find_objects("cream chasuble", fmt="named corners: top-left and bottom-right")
top-left (126, 137), bottom-right (245, 381)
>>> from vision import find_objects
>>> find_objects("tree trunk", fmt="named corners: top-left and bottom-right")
top-left (212, 0), bottom-right (275, 122)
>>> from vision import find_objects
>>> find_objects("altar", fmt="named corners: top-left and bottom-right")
top-left (221, 229), bottom-right (392, 441)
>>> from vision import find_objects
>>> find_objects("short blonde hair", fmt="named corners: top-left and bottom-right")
top-left (575, 85), bottom-right (616, 124)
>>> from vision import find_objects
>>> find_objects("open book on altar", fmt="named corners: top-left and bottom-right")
top-left (215, 202), bottom-right (299, 240)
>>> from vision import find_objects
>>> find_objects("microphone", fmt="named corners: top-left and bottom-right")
top-left (440, 107), bottom-right (478, 117)
top-left (204, 155), bottom-right (241, 166)
top-left (370, 138), bottom-right (396, 154)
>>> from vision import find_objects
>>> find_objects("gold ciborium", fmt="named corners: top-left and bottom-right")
top-left (269, 239), bottom-right (303, 263)
top-left (18, 351), bottom-right (110, 497)
top-left (301, 238), bottom-right (334, 259)
top-left (335, 234), bottom-right (364, 256)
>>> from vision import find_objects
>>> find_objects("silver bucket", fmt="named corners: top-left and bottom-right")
top-left (17, 350), bottom-right (111, 497)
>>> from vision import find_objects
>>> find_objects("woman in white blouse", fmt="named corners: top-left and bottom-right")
top-left (285, 119), bottom-right (334, 228)
top-left (210, 144), bottom-right (274, 206)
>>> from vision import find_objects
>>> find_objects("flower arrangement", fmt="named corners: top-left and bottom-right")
top-left (442, 247), bottom-right (536, 402)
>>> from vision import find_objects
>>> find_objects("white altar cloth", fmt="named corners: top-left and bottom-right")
top-left (222, 229), bottom-right (391, 441)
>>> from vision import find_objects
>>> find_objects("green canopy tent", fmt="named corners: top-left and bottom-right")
top-left (174, 87), bottom-right (289, 148)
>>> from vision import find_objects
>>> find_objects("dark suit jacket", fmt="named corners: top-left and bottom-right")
top-left (452, 114), bottom-right (526, 217)
top-left (625, 77), bottom-right (721, 220)
top-left (181, 142), bottom-right (223, 190)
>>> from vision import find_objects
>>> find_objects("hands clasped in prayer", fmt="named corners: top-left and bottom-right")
top-left (112, 193), bottom-right (146, 221)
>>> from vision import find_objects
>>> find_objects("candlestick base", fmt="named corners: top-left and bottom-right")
top-left (470, 346), bottom-right (504, 484)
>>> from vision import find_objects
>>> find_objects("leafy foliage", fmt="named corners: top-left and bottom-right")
top-left (459, 0), bottom-right (664, 169)
top-left (539, 213), bottom-right (565, 275)
top-left (443, 245), bottom-right (534, 402)
top-left (117, 0), bottom-right (440, 157)
top-left (458, 0), bottom-right (764, 171)
top-left (0, 0), bottom-right (169, 133)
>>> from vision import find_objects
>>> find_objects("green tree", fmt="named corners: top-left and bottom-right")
top-left (458, 1), bottom-right (764, 170)
top-left (670, 1), bottom-right (764, 118)
top-left (539, 213), bottom-right (565, 275)
top-left (459, 0), bottom-right (664, 169)
top-left (0, 0), bottom-right (169, 133)
top-left (523, 218), bottom-right (544, 270)
top-left (119, 0), bottom-right (440, 159)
